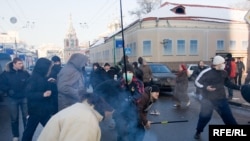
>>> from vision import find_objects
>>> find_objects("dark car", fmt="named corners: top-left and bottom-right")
top-left (148, 63), bottom-right (176, 95)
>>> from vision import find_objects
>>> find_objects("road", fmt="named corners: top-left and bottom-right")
top-left (0, 81), bottom-right (250, 141)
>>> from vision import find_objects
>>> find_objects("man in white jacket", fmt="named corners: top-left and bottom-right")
top-left (37, 93), bottom-right (103, 141)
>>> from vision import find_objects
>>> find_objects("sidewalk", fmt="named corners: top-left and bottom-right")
top-left (227, 90), bottom-right (250, 109)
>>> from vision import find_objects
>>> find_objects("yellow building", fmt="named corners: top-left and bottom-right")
top-left (90, 2), bottom-right (249, 71)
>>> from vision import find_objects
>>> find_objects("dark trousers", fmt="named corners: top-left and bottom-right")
top-left (7, 97), bottom-right (28, 137)
top-left (196, 98), bottom-right (237, 133)
top-left (236, 72), bottom-right (243, 85)
top-left (21, 114), bottom-right (51, 141)
top-left (227, 78), bottom-right (235, 98)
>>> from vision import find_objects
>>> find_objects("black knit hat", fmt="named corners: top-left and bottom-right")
top-left (151, 85), bottom-right (160, 92)
top-left (51, 56), bottom-right (61, 62)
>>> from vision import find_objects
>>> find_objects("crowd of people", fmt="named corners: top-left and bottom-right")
top-left (0, 53), bottom-right (248, 141)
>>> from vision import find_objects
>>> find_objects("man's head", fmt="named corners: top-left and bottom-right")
top-left (149, 85), bottom-right (160, 102)
top-left (104, 63), bottom-right (110, 72)
top-left (122, 63), bottom-right (134, 83)
top-left (138, 57), bottom-right (143, 65)
top-left (225, 53), bottom-right (232, 61)
top-left (198, 60), bottom-right (204, 68)
top-left (51, 56), bottom-right (61, 65)
top-left (12, 57), bottom-right (23, 70)
top-left (212, 55), bottom-right (225, 70)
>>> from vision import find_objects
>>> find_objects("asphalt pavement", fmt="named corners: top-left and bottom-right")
top-left (0, 84), bottom-right (249, 141)
top-left (226, 89), bottom-right (250, 108)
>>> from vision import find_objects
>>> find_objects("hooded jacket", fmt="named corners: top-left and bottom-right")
top-left (0, 61), bottom-right (30, 99)
top-left (25, 58), bottom-right (53, 116)
top-left (57, 53), bottom-right (88, 111)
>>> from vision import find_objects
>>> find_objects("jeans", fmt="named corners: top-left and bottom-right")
top-left (196, 98), bottom-right (237, 133)
top-left (7, 97), bottom-right (28, 137)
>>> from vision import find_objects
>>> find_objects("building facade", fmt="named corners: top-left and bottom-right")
top-left (90, 2), bottom-right (249, 71)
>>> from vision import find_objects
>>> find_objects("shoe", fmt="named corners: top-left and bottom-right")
top-left (13, 137), bottom-right (19, 141)
top-left (154, 110), bottom-right (160, 115)
top-left (173, 104), bottom-right (181, 107)
top-left (150, 109), bottom-right (160, 115)
top-left (194, 132), bottom-right (200, 139)
top-left (228, 96), bottom-right (233, 100)
top-left (186, 101), bottom-right (191, 106)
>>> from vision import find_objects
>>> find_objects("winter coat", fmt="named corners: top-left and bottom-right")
top-left (0, 62), bottom-right (30, 99)
top-left (139, 65), bottom-right (152, 83)
top-left (90, 67), bottom-right (105, 88)
top-left (134, 67), bottom-right (143, 82)
top-left (25, 58), bottom-right (53, 116)
top-left (57, 53), bottom-right (88, 111)
top-left (137, 87), bottom-right (153, 126)
top-left (174, 70), bottom-right (189, 102)
top-left (48, 64), bottom-right (62, 114)
top-left (236, 61), bottom-right (245, 73)
top-left (37, 101), bottom-right (103, 141)
top-left (195, 67), bottom-right (240, 101)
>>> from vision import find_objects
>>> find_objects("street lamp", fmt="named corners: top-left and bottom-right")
top-left (10, 17), bottom-right (18, 57)
top-left (79, 22), bottom-right (90, 48)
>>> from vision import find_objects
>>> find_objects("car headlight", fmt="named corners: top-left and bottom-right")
top-left (152, 77), bottom-right (159, 81)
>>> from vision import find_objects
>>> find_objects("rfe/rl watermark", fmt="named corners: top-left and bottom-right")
top-left (209, 125), bottom-right (250, 141)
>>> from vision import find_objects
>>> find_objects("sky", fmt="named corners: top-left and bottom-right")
top-left (0, 0), bottom-right (247, 47)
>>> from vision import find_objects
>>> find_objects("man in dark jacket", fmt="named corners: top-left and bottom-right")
top-left (47, 55), bottom-right (62, 114)
top-left (194, 55), bottom-right (241, 139)
top-left (136, 85), bottom-right (160, 141)
top-left (236, 57), bottom-right (245, 85)
top-left (0, 57), bottom-right (30, 141)
top-left (22, 58), bottom-right (53, 141)
top-left (191, 60), bottom-right (208, 100)
top-left (94, 63), bottom-right (144, 141)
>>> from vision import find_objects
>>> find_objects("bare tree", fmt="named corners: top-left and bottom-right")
top-left (129, 0), bottom-right (162, 19)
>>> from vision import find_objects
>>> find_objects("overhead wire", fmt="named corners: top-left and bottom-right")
top-left (86, 0), bottom-right (119, 39)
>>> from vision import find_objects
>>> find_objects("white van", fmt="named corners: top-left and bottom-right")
top-left (187, 64), bottom-right (209, 80)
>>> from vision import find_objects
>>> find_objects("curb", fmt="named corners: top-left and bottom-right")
top-left (228, 100), bottom-right (250, 109)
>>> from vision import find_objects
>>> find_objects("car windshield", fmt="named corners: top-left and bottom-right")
top-left (150, 64), bottom-right (171, 73)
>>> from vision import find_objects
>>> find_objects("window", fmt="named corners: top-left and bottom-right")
top-left (163, 39), bottom-right (172, 55)
top-left (171, 5), bottom-right (186, 14)
top-left (103, 50), bottom-right (109, 60)
top-left (131, 42), bottom-right (136, 56)
top-left (229, 40), bottom-right (236, 50)
top-left (217, 40), bottom-right (224, 50)
top-left (177, 40), bottom-right (185, 55)
top-left (143, 40), bottom-right (151, 56)
top-left (242, 41), bottom-right (248, 50)
top-left (190, 40), bottom-right (198, 55)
